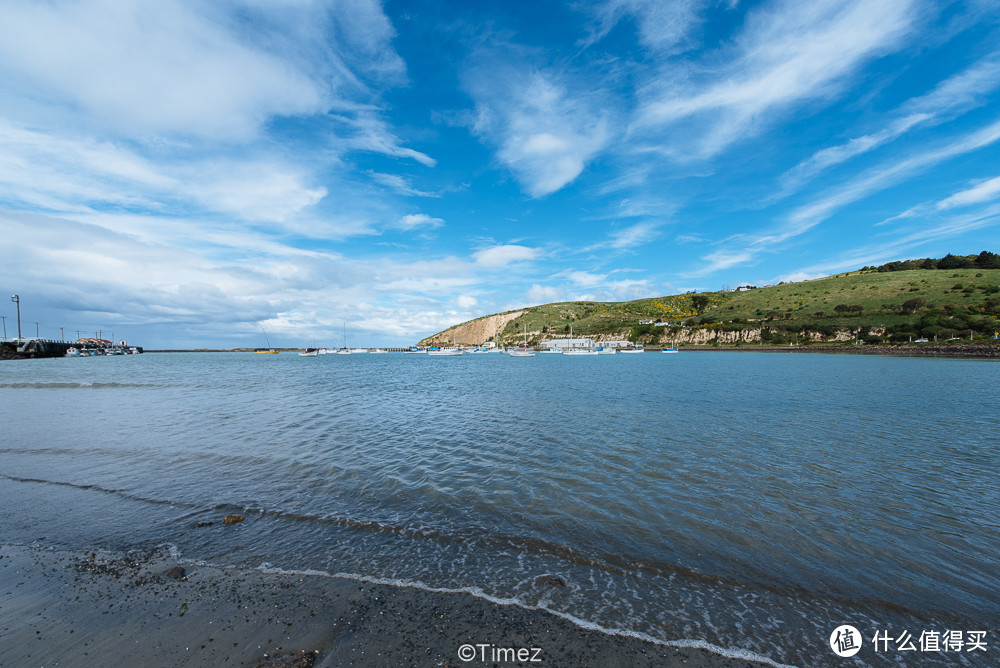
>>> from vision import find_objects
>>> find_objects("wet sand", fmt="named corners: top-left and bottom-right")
top-left (1, 543), bottom-right (774, 667)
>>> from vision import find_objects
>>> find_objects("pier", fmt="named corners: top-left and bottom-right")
top-left (0, 339), bottom-right (143, 360)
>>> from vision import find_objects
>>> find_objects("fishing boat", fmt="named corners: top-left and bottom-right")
top-left (254, 329), bottom-right (279, 354)
top-left (563, 348), bottom-right (598, 356)
top-left (299, 348), bottom-right (319, 357)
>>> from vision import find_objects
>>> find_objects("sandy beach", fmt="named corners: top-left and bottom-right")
top-left (1, 543), bottom-right (772, 668)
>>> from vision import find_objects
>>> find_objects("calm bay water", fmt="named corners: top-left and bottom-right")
top-left (1, 351), bottom-right (997, 666)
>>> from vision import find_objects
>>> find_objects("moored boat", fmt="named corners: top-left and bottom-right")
top-left (427, 346), bottom-right (463, 356)
top-left (563, 348), bottom-right (598, 356)
top-left (508, 323), bottom-right (536, 356)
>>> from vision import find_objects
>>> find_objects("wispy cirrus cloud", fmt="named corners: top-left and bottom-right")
top-left (633, 0), bottom-right (918, 158)
top-left (367, 171), bottom-right (438, 197)
top-left (0, 120), bottom-right (329, 224)
top-left (876, 173), bottom-right (1000, 226)
top-left (781, 50), bottom-right (1000, 192)
top-left (582, 0), bottom-right (708, 56)
top-left (691, 118), bottom-right (1000, 276)
top-left (0, 0), bottom-right (433, 223)
top-left (935, 175), bottom-right (1000, 210)
top-left (787, 117), bottom-right (1000, 233)
top-left (473, 244), bottom-right (542, 267)
top-left (394, 213), bottom-right (444, 231)
top-left (465, 57), bottom-right (613, 197)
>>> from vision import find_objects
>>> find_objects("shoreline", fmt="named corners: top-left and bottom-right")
top-left (144, 343), bottom-right (1000, 358)
top-left (1, 543), bottom-right (775, 667)
top-left (672, 342), bottom-right (1000, 358)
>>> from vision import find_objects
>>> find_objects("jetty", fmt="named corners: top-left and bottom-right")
top-left (1, 338), bottom-right (143, 360)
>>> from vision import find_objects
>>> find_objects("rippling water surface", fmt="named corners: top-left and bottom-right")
top-left (2, 351), bottom-right (998, 666)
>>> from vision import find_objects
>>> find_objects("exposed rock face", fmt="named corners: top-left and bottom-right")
top-left (420, 310), bottom-right (526, 346)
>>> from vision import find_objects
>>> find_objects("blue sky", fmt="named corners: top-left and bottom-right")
top-left (1, 0), bottom-right (998, 348)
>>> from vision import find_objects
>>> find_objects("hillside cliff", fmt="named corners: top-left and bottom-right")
top-left (420, 258), bottom-right (1000, 349)
top-left (420, 310), bottom-right (526, 347)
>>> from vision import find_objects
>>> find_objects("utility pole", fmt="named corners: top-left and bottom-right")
top-left (33, 322), bottom-right (40, 338)
top-left (10, 295), bottom-right (21, 340)
top-left (1, 315), bottom-right (6, 339)
top-left (60, 327), bottom-right (64, 342)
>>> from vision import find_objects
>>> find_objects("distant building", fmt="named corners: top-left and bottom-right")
top-left (541, 338), bottom-right (594, 349)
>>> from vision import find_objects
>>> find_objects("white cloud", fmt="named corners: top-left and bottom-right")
top-left (693, 119), bottom-right (1000, 278)
top-left (584, 0), bottom-right (707, 55)
top-left (634, 0), bottom-right (917, 157)
top-left (524, 284), bottom-right (564, 305)
top-left (787, 118), bottom-right (1000, 232)
top-left (395, 213), bottom-right (444, 230)
top-left (472, 244), bottom-right (541, 267)
top-left (0, 1), bottom-right (327, 141)
top-left (456, 295), bottom-right (479, 309)
top-left (0, 120), bottom-right (329, 226)
top-left (688, 250), bottom-right (756, 277)
top-left (774, 270), bottom-right (828, 283)
top-left (368, 172), bottom-right (437, 197)
top-left (467, 63), bottom-right (612, 196)
top-left (564, 270), bottom-right (607, 286)
top-left (936, 175), bottom-right (1000, 210)
top-left (608, 221), bottom-right (661, 249)
top-left (781, 51), bottom-right (1000, 191)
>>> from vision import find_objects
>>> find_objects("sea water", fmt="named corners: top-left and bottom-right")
top-left (1, 351), bottom-right (997, 666)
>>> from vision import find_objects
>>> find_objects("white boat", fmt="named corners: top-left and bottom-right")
top-left (661, 348), bottom-right (679, 353)
top-left (335, 348), bottom-right (352, 355)
top-left (404, 347), bottom-right (425, 354)
top-left (65, 347), bottom-right (80, 357)
top-left (427, 346), bottom-right (463, 356)
top-left (299, 348), bottom-right (319, 357)
top-left (350, 348), bottom-right (369, 354)
top-left (619, 346), bottom-right (645, 354)
top-left (539, 348), bottom-right (563, 354)
top-left (597, 346), bottom-right (616, 355)
top-left (370, 348), bottom-right (388, 354)
top-left (508, 323), bottom-right (536, 357)
top-left (558, 325), bottom-right (597, 355)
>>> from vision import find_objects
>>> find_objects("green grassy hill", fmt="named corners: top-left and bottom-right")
top-left (425, 255), bottom-right (1000, 348)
